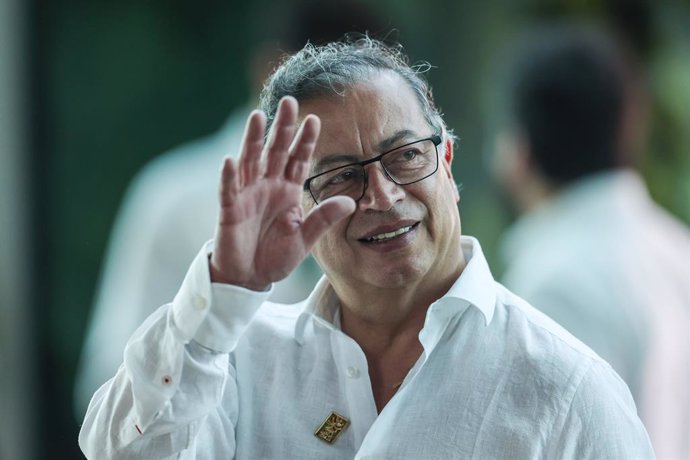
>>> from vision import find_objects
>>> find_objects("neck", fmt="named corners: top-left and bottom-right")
top-left (518, 172), bottom-right (557, 213)
top-left (340, 292), bottom-right (427, 356)
top-left (337, 253), bottom-right (465, 356)
top-left (326, 233), bottom-right (466, 412)
top-left (336, 262), bottom-right (464, 413)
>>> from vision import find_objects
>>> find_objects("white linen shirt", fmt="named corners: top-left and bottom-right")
top-left (80, 236), bottom-right (654, 459)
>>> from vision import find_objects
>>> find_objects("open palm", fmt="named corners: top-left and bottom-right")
top-left (210, 97), bottom-right (355, 291)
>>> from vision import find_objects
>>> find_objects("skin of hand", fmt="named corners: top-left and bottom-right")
top-left (209, 96), bottom-right (356, 291)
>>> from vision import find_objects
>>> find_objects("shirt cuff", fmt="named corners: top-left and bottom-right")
top-left (171, 240), bottom-right (273, 353)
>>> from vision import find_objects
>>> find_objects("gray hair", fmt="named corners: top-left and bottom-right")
top-left (258, 36), bottom-right (450, 139)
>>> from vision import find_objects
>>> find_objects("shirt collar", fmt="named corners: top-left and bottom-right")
top-left (294, 277), bottom-right (342, 344)
top-left (294, 235), bottom-right (497, 344)
top-left (441, 236), bottom-right (496, 325)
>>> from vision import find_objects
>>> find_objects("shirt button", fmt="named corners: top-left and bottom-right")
top-left (346, 366), bottom-right (360, 378)
top-left (161, 375), bottom-right (173, 385)
top-left (192, 295), bottom-right (207, 310)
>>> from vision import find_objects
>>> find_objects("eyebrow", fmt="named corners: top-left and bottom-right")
top-left (312, 129), bottom-right (421, 174)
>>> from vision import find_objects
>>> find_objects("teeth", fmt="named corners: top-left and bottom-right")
top-left (367, 225), bottom-right (413, 242)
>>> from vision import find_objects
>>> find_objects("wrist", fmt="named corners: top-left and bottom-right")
top-left (208, 255), bottom-right (270, 292)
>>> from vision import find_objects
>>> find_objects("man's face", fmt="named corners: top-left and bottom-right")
top-left (300, 71), bottom-right (462, 295)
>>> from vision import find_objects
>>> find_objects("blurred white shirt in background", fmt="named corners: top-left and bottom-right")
top-left (500, 169), bottom-right (690, 460)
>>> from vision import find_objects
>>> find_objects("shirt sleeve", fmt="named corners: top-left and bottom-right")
top-left (548, 359), bottom-right (655, 459)
top-left (78, 242), bottom-right (272, 459)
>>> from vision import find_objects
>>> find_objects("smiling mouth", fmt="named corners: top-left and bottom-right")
top-left (360, 223), bottom-right (418, 243)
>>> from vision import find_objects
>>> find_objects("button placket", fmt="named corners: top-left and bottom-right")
top-left (330, 329), bottom-right (378, 450)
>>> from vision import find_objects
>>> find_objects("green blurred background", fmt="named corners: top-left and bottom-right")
top-left (1, 0), bottom-right (687, 458)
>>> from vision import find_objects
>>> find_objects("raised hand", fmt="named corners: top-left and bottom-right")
top-left (209, 97), bottom-right (356, 291)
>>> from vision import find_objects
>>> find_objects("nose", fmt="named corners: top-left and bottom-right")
top-left (358, 164), bottom-right (405, 211)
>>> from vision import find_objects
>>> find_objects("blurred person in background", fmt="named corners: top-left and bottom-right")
top-left (491, 23), bottom-right (690, 459)
top-left (74, 0), bottom-right (386, 417)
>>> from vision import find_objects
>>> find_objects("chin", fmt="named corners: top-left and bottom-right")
top-left (363, 261), bottom-right (429, 289)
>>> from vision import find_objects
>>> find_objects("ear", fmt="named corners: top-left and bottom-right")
top-left (492, 129), bottom-right (548, 211)
top-left (492, 130), bottom-right (530, 189)
top-left (443, 137), bottom-right (454, 166)
top-left (441, 137), bottom-right (460, 203)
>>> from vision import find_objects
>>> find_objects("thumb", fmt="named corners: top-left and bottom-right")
top-left (301, 196), bottom-right (356, 249)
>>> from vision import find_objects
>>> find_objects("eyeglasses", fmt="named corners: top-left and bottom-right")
top-left (304, 134), bottom-right (442, 204)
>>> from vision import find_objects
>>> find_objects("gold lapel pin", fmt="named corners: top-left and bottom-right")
top-left (314, 411), bottom-right (350, 444)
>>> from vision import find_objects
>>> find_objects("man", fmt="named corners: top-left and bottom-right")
top-left (74, 0), bottom-right (386, 417)
top-left (80, 37), bottom-right (653, 458)
top-left (492, 25), bottom-right (690, 459)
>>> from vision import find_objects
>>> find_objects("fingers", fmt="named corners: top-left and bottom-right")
top-left (301, 196), bottom-right (356, 249)
top-left (285, 115), bottom-right (320, 183)
top-left (238, 96), bottom-right (319, 185)
top-left (265, 97), bottom-right (298, 178)
top-left (219, 156), bottom-right (240, 209)
top-left (238, 110), bottom-right (267, 187)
